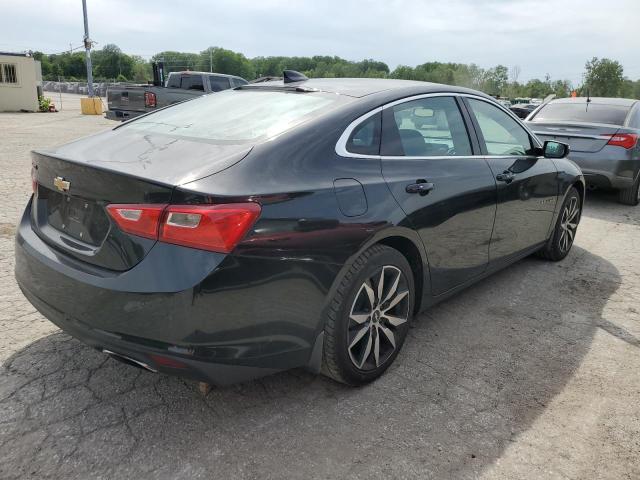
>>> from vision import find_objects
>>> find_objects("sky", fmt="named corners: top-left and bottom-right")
top-left (2, 0), bottom-right (639, 85)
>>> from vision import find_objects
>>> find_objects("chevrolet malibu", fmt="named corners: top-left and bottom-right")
top-left (16, 73), bottom-right (584, 386)
top-left (527, 97), bottom-right (640, 205)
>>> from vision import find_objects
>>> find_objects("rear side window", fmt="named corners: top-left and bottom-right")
top-left (124, 90), bottom-right (347, 143)
top-left (232, 78), bottom-right (248, 87)
top-left (467, 98), bottom-right (535, 156)
top-left (166, 74), bottom-right (180, 88)
top-left (382, 96), bottom-right (472, 156)
top-left (346, 112), bottom-right (381, 155)
top-left (209, 76), bottom-right (231, 92)
top-left (181, 75), bottom-right (204, 91)
top-left (530, 102), bottom-right (630, 126)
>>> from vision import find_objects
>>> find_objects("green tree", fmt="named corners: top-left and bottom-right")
top-left (484, 65), bottom-right (509, 96)
top-left (92, 44), bottom-right (134, 80)
top-left (151, 51), bottom-right (200, 73)
top-left (584, 57), bottom-right (624, 97)
top-left (199, 47), bottom-right (255, 79)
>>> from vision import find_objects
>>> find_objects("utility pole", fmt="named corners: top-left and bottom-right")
top-left (81, 0), bottom-right (94, 97)
top-left (210, 49), bottom-right (213, 73)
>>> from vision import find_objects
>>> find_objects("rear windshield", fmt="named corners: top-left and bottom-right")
top-left (122, 89), bottom-right (346, 143)
top-left (530, 102), bottom-right (630, 126)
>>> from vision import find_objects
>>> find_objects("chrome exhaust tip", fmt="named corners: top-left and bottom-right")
top-left (103, 349), bottom-right (157, 373)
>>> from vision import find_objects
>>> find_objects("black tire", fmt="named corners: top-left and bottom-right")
top-left (321, 244), bottom-right (414, 386)
top-left (537, 187), bottom-right (581, 261)
top-left (617, 175), bottom-right (640, 206)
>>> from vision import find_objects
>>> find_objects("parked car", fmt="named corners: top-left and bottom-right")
top-left (17, 74), bottom-right (584, 387)
top-left (527, 97), bottom-right (640, 205)
top-left (105, 71), bottom-right (248, 121)
top-left (510, 103), bottom-right (538, 119)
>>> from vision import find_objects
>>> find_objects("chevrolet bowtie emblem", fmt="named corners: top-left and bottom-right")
top-left (53, 176), bottom-right (70, 192)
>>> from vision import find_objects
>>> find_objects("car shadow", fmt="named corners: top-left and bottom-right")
top-left (581, 188), bottom-right (640, 225)
top-left (0, 246), bottom-right (621, 479)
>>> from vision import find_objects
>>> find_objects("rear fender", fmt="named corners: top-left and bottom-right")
top-left (317, 226), bottom-right (430, 335)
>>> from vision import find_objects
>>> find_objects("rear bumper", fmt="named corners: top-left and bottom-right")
top-left (105, 109), bottom-right (145, 121)
top-left (15, 200), bottom-right (334, 385)
top-left (568, 153), bottom-right (640, 190)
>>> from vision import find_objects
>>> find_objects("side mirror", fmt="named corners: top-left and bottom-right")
top-left (543, 140), bottom-right (570, 159)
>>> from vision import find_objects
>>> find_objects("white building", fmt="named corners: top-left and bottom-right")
top-left (0, 52), bottom-right (42, 112)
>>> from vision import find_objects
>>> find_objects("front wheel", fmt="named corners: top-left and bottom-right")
top-left (537, 187), bottom-right (581, 261)
top-left (321, 245), bottom-right (414, 386)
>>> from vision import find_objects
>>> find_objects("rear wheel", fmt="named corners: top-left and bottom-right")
top-left (538, 187), bottom-right (581, 261)
top-left (617, 175), bottom-right (640, 206)
top-left (322, 245), bottom-right (414, 386)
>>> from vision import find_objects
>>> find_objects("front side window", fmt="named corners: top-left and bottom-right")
top-left (346, 112), bottom-right (381, 155)
top-left (382, 96), bottom-right (472, 157)
top-left (209, 76), bottom-right (231, 92)
top-left (0, 63), bottom-right (18, 84)
top-left (468, 98), bottom-right (535, 156)
top-left (123, 89), bottom-right (347, 143)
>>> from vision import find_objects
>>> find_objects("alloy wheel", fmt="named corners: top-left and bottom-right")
top-left (559, 196), bottom-right (580, 253)
top-left (347, 266), bottom-right (410, 370)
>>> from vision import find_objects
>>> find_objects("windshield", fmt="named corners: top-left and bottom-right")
top-left (123, 89), bottom-right (347, 143)
top-left (530, 102), bottom-right (630, 126)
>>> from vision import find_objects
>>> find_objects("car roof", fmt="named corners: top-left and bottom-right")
top-left (550, 97), bottom-right (637, 107)
top-left (243, 77), bottom-right (482, 98)
top-left (171, 71), bottom-right (245, 80)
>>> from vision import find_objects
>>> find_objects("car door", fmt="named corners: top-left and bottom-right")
top-left (463, 97), bottom-right (559, 262)
top-left (380, 95), bottom-right (497, 296)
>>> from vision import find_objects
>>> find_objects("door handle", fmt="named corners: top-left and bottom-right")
top-left (405, 180), bottom-right (435, 196)
top-left (496, 171), bottom-right (515, 184)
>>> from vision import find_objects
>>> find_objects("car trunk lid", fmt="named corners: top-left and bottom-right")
top-left (31, 129), bottom-right (252, 271)
top-left (528, 122), bottom-right (620, 153)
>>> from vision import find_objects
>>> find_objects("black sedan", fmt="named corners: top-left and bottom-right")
top-left (16, 73), bottom-right (584, 386)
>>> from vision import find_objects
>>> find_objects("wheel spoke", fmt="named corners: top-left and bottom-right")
top-left (383, 290), bottom-right (408, 312)
top-left (373, 328), bottom-right (380, 367)
top-left (384, 314), bottom-right (407, 327)
top-left (359, 330), bottom-right (373, 368)
top-left (349, 325), bottom-right (369, 349)
top-left (382, 269), bottom-right (400, 304)
top-left (362, 282), bottom-right (376, 310)
top-left (349, 313), bottom-right (369, 324)
top-left (567, 227), bottom-right (574, 241)
top-left (379, 325), bottom-right (396, 349)
top-left (377, 269), bottom-right (385, 304)
top-left (568, 206), bottom-right (579, 222)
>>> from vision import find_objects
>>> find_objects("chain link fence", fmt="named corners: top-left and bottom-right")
top-left (42, 79), bottom-right (137, 97)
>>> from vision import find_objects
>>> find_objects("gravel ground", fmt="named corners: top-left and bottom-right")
top-left (0, 94), bottom-right (639, 479)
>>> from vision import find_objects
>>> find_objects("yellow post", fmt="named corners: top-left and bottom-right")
top-left (80, 97), bottom-right (103, 115)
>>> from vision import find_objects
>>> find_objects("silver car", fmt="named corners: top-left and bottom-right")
top-left (526, 97), bottom-right (640, 205)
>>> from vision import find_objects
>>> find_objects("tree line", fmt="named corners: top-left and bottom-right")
top-left (33, 45), bottom-right (640, 100)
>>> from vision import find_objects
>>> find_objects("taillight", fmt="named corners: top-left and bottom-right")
top-left (606, 133), bottom-right (638, 149)
top-left (144, 91), bottom-right (157, 108)
top-left (106, 203), bottom-right (261, 253)
top-left (106, 204), bottom-right (167, 240)
top-left (159, 203), bottom-right (261, 253)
